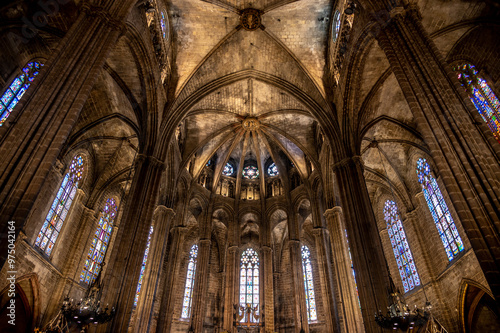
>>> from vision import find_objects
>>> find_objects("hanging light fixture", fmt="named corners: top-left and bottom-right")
top-left (37, 264), bottom-right (115, 332)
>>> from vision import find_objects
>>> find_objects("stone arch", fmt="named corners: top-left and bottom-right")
top-left (458, 279), bottom-right (500, 333)
top-left (0, 273), bottom-right (39, 332)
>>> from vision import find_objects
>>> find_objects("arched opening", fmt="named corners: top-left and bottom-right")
top-left (459, 280), bottom-right (500, 333)
top-left (0, 274), bottom-right (39, 332)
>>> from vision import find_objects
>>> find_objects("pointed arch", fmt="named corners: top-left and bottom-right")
top-left (416, 158), bottom-right (464, 260)
top-left (35, 154), bottom-right (84, 256)
top-left (0, 61), bottom-right (43, 126)
top-left (384, 200), bottom-right (420, 292)
top-left (454, 63), bottom-right (500, 143)
top-left (181, 244), bottom-right (199, 319)
top-left (301, 244), bottom-right (317, 322)
top-left (80, 197), bottom-right (118, 284)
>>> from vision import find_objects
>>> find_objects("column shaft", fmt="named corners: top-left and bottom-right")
top-left (133, 206), bottom-right (175, 332)
top-left (334, 157), bottom-right (389, 332)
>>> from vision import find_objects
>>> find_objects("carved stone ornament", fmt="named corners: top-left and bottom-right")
top-left (240, 8), bottom-right (261, 31)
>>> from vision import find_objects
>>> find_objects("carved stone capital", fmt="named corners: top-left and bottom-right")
top-left (324, 207), bottom-right (340, 218)
top-left (80, 3), bottom-right (128, 34)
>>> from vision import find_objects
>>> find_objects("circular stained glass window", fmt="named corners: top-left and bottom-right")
top-left (333, 11), bottom-right (341, 42)
top-left (267, 163), bottom-right (278, 177)
top-left (222, 163), bottom-right (234, 176)
top-left (243, 165), bottom-right (259, 179)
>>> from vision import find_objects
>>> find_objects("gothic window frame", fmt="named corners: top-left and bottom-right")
top-left (242, 165), bottom-right (259, 180)
top-left (80, 197), bottom-right (119, 285)
top-left (0, 60), bottom-right (44, 126)
top-left (416, 157), bottom-right (465, 261)
top-left (35, 154), bottom-right (85, 257)
top-left (181, 244), bottom-right (199, 320)
top-left (332, 10), bottom-right (341, 42)
top-left (383, 200), bottom-right (421, 293)
top-left (222, 162), bottom-right (234, 176)
top-left (301, 244), bottom-right (318, 322)
top-left (134, 225), bottom-right (154, 307)
top-left (454, 63), bottom-right (500, 143)
top-left (267, 162), bottom-right (279, 177)
top-left (239, 247), bottom-right (260, 323)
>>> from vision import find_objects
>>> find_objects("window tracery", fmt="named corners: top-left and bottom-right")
top-left (267, 162), bottom-right (278, 177)
top-left (239, 248), bottom-right (259, 323)
top-left (455, 63), bottom-right (500, 143)
top-left (35, 154), bottom-right (83, 256)
top-left (80, 198), bottom-right (118, 284)
top-left (223, 162), bottom-right (234, 176)
top-left (416, 158), bottom-right (464, 260)
top-left (1, 61), bottom-right (43, 126)
top-left (181, 244), bottom-right (198, 319)
top-left (242, 165), bottom-right (259, 179)
top-left (301, 245), bottom-right (317, 322)
top-left (384, 200), bottom-right (420, 292)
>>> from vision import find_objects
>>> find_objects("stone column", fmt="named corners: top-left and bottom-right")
top-left (223, 245), bottom-right (238, 332)
top-left (289, 239), bottom-right (308, 332)
top-left (133, 206), bottom-right (175, 333)
top-left (371, 4), bottom-right (500, 302)
top-left (155, 225), bottom-right (188, 332)
top-left (262, 245), bottom-right (274, 332)
top-left (324, 207), bottom-right (364, 333)
top-left (0, 0), bottom-right (136, 267)
top-left (311, 227), bottom-right (337, 333)
top-left (99, 155), bottom-right (164, 332)
top-left (192, 238), bottom-right (212, 331)
top-left (333, 157), bottom-right (389, 332)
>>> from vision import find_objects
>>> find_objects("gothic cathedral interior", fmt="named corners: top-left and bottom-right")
top-left (0, 0), bottom-right (499, 332)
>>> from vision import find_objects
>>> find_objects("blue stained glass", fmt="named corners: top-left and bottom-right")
top-left (417, 158), bottom-right (464, 261)
top-left (454, 63), bottom-right (500, 143)
top-left (384, 200), bottom-right (420, 293)
top-left (267, 162), bottom-right (279, 176)
top-left (301, 245), bottom-right (317, 321)
top-left (36, 155), bottom-right (83, 255)
top-left (333, 11), bottom-right (341, 42)
top-left (222, 163), bottom-right (234, 176)
top-left (160, 12), bottom-right (167, 39)
top-left (181, 244), bottom-right (198, 319)
top-left (134, 225), bottom-right (154, 307)
top-left (242, 165), bottom-right (259, 179)
top-left (80, 198), bottom-right (117, 284)
top-left (239, 248), bottom-right (259, 323)
top-left (0, 61), bottom-right (43, 126)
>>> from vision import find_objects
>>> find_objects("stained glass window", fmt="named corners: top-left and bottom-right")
top-left (0, 61), bottom-right (43, 126)
top-left (301, 245), bottom-right (317, 322)
top-left (384, 200), bottom-right (420, 293)
top-left (181, 244), bottom-right (198, 319)
top-left (239, 248), bottom-right (259, 323)
top-left (416, 158), bottom-right (464, 260)
top-left (160, 12), bottom-right (167, 39)
top-left (242, 165), bottom-right (259, 179)
top-left (80, 198), bottom-right (118, 284)
top-left (223, 162), bottom-right (234, 176)
top-left (267, 162), bottom-right (278, 177)
top-left (455, 63), bottom-right (500, 143)
top-left (35, 154), bottom-right (83, 256)
top-left (333, 11), bottom-right (341, 42)
top-left (345, 229), bottom-right (360, 308)
top-left (134, 225), bottom-right (154, 307)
